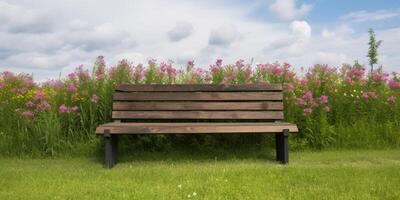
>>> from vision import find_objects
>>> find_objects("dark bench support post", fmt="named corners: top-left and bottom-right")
top-left (104, 129), bottom-right (118, 168)
top-left (275, 129), bottom-right (289, 164)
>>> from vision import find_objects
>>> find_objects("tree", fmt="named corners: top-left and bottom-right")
top-left (367, 28), bottom-right (382, 73)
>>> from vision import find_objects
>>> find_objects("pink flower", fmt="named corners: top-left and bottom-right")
top-left (91, 94), bottom-right (99, 103)
top-left (148, 58), bottom-right (157, 66)
top-left (25, 101), bottom-right (35, 108)
top-left (34, 90), bottom-right (45, 101)
top-left (362, 92), bottom-right (369, 100)
top-left (59, 104), bottom-right (68, 113)
top-left (303, 91), bottom-right (313, 100)
top-left (368, 92), bottom-right (378, 99)
top-left (187, 60), bottom-right (194, 67)
top-left (68, 72), bottom-right (76, 79)
top-left (296, 98), bottom-right (307, 106)
top-left (387, 96), bottom-right (396, 103)
top-left (300, 79), bottom-right (307, 86)
top-left (389, 80), bottom-right (400, 89)
top-left (320, 95), bottom-right (328, 104)
top-left (66, 83), bottom-right (77, 93)
top-left (71, 106), bottom-right (79, 112)
top-left (40, 100), bottom-right (52, 111)
top-left (204, 74), bottom-right (212, 82)
top-left (21, 111), bottom-right (34, 117)
top-left (325, 106), bottom-right (330, 112)
top-left (285, 83), bottom-right (294, 91)
top-left (303, 108), bottom-right (313, 114)
top-left (216, 59), bottom-right (223, 67)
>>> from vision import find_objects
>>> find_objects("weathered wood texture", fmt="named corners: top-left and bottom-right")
top-left (112, 111), bottom-right (284, 119)
top-left (116, 84), bottom-right (282, 92)
top-left (113, 102), bottom-right (284, 111)
top-left (113, 92), bottom-right (283, 101)
top-left (96, 122), bottom-right (298, 134)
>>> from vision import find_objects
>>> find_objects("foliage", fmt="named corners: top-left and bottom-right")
top-left (1, 150), bottom-right (400, 199)
top-left (0, 57), bottom-right (399, 156)
top-left (367, 28), bottom-right (383, 73)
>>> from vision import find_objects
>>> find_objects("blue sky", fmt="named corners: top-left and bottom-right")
top-left (0, 0), bottom-right (399, 80)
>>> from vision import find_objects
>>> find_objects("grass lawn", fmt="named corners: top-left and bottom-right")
top-left (1, 150), bottom-right (400, 199)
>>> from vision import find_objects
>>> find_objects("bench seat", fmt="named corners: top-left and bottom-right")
top-left (96, 122), bottom-right (298, 134)
top-left (97, 83), bottom-right (299, 168)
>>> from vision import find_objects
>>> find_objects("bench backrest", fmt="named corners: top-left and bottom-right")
top-left (112, 84), bottom-right (284, 122)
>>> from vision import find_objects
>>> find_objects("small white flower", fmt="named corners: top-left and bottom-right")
top-left (350, 94), bottom-right (354, 97)
top-left (193, 192), bottom-right (197, 196)
top-left (178, 184), bottom-right (182, 188)
top-left (187, 194), bottom-right (191, 198)
top-left (344, 93), bottom-right (347, 96)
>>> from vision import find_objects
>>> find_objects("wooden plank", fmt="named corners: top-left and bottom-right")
top-left (116, 84), bottom-right (282, 92)
top-left (113, 92), bottom-right (283, 101)
top-left (112, 111), bottom-right (284, 120)
top-left (96, 122), bottom-right (298, 134)
top-left (113, 102), bottom-right (284, 111)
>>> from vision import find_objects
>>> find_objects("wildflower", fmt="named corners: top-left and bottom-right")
top-left (39, 100), bottom-right (52, 111)
top-left (66, 83), bottom-right (77, 93)
top-left (296, 98), bottom-right (307, 106)
top-left (362, 92), bottom-right (369, 100)
top-left (389, 80), bottom-right (400, 89)
top-left (193, 192), bottom-right (197, 196)
top-left (95, 56), bottom-right (106, 81)
top-left (303, 91), bottom-right (313, 100)
top-left (216, 59), bottom-right (223, 67)
top-left (286, 83), bottom-right (294, 91)
top-left (21, 111), bottom-right (34, 117)
top-left (187, 194), bottom-right (191, 198)
top-left (71, 106), bottom-right (79, 112)
top-left (303, 108), bottom-right (313, 114)
top-left (204, 74), bottom-right (212, 82)
top-left (368, 92), bottom-right (378, 99)
top-left (325, 106), bottom-right (330, 112)
top-left (25, 101), bottom-right (35, 108)
top-left (59, 104), bottom-right (68, 113)
top-left (34, 90), bottom-right (45, 101)
top-left (178, 184), bottom-right (182, 188)
top-left (148, 58), bottom-right (157, 66)
top-left (68, 72), bottom-right (76, 79)
top-left (320, 95), bottom-right (328, 104)
top-left (387, 96), bottom-right (396, 103)
top-left (91, 94), bottom-right (99, 103)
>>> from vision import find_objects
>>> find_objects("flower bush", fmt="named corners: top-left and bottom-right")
top-left (0, 56), bottom-right (399, 156)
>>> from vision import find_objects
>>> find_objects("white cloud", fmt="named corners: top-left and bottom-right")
top-left (167, 21), bottom-right (194, 42)
top-left (0, 0), bottom-right (399, 81)
top-left (290, 20), bottom-right (311, 39)
top-left (208, 25), bottom-right (240, 46)
top-left (342, 10), bottom-right (400, 22)
top-left (269, 0), bottom-right (312, 20)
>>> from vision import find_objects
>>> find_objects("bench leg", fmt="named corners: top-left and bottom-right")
top-left (275, 129), bottom-right (289, 164)
top-left (104, 130), bottom-right (118, 168)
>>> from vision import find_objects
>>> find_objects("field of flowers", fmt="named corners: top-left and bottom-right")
top-left (0, 56), bottom-right (399, 156)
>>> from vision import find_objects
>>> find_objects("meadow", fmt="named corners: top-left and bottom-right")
top-left (1, 150), bottom-right (399, 199)
top-left (0, 56), bottom-right (399, 156)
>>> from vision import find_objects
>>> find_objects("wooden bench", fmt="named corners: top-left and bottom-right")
top-left (96, 84), bottom-right (298, 168)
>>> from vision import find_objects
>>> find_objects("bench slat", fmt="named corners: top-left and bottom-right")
top-left (116, 84), bottom-right (282, 92)
top-left (113, 92), bottom-right (283, 101)
top-left (96, 122), bottom-right (298, 134)
top-left (112, 111), bottom-right (284, 120)
top-left (113, 102), bottom-right (284, 111)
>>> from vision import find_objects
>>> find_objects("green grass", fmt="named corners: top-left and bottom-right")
top-left (1, 150), bottom-right (400, 199)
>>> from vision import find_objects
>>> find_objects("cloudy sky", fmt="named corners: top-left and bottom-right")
top-left (0, 0), bottom-right (399, 80)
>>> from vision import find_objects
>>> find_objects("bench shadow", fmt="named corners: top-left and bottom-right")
top-left (92, 134), bottom-right (279, 165)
